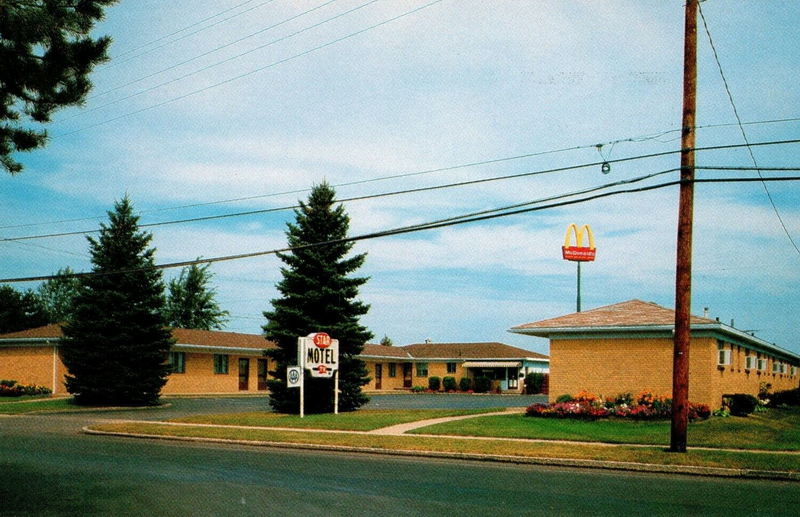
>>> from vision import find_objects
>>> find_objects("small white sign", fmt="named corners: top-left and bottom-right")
top-left (287, 366), bottom-right (302, 388)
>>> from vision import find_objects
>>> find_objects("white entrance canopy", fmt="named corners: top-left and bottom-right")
top-left (462, 361), bottom-right (521, 368)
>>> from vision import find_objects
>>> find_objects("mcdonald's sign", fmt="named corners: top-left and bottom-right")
top-left (562, 223), bottom-right (596, 262)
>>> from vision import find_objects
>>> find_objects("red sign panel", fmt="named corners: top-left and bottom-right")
top-left (562, 246), bottom-right (596, 262)
top-left (312, 332), bottom-right (331, 348)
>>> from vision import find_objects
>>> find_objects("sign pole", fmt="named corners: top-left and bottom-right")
top-left (334, 369), bottom-right (339, 415)
top-left (298, 337), bottom-right (305, 418)
top-left (576, 261), bottom-right (582, 312)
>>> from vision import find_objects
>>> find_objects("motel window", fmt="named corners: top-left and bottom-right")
top-left (745, 355), bottom-right (757, 370)
top-left (169, 352), bottom-right (186, 374)
top-left (446, 362), bottom-right (457, 374)
top-left (792, 366), bottom-right (798, 377)
top-left (772, 361), bottom-right (786, 374)
top-left (213, 354), bottom-right (229, 374)
top-left (757, 357), bottom-right (767, 371)
top-left (717, 342), bottom-right (731, 366)
top-left (416, 363), bottom-right (429, 377)
top-left (388, 363), bottom-right (397, 377)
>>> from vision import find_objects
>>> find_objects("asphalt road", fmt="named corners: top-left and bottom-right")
top-left (1, 396), bottom-right (799, 516)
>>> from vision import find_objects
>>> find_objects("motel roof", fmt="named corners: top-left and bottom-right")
top-left (400, 342), bottom-right (549, 362)
top-left (0, 324), bottom-right (274, 353)
top-left (0, 325), bottom-right (549, 362)
top-left (359, 344), bottom-right (413, 359)
top-left (510, 299), bottom-right (800, 363)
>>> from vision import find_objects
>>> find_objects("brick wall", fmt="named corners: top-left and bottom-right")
top-left (162, 352), bottom-right (272, 394)
top-left (0, 346), bottom-right (59, 392)
top-left (549, 336), bottom-right (800, 408)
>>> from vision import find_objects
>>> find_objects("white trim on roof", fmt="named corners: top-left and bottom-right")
top-left (462, 361), bottom-right (522, 368)
top-left (0, 338), bottom-right (56, 346)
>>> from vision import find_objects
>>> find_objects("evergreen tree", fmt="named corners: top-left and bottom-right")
top-left (37, 267), bottom-right (82, 323)
top-left (163, 262), bottom-right (229, 330)
top-left (1, 0), bottom-right (116, 174)
top-left (60, 196), bottom-right (173, 406)
top-left (0, 285), bottom-right (48, 333)
top-left (264, 183), bottom-right (372, 413)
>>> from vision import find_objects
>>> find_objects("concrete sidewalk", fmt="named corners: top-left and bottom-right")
top-left (368, 407), bottom-right (523, 435)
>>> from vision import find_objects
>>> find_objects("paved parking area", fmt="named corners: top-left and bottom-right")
top-left (363, 393), bottom-right (546, 410)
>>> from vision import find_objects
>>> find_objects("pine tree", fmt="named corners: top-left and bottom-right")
top-left (0, 285), bottom-right (48, 333)
top-left (60, 196), bottom-right (173, 406)
top-left (1, 1), bottom-right (116, 174)
top-left (37, 267), bottom-right (82, 323)
top-left (163, 262), bottom-right (229, 330)
top-left (264, 183), bottom-right (372, 413)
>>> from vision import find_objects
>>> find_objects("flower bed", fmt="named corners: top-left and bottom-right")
top-left (0, 380), bottom-right (52, 397)
top-left (526, 390), bottom-right (710, 422)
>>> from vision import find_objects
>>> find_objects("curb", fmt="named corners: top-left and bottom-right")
top-left (82, 426), bottom-right (800, 482)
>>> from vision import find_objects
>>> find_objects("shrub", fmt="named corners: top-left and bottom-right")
top-left (428, 376), bottom-right (441, 392)
top-left (688, 403), bottom-right (711, 421)
top-left (524, 373), bottom-right (545, 394)
top-left (0, 381), bottom-right (51, 397)
top-left (474, 376), bottom-right (491, 393)
top-left (724, 394), bottom-right (759, 416)
top-left (458, 377), bottom-right (472, 392)
top-left (411, 385), bottom-right (425, 393)
top-left (555, 394), bottom-right (572, 404)
top-left (442, 376), bottom-right (457, 392)
top-left (769, 388), bottom-right (800, 407)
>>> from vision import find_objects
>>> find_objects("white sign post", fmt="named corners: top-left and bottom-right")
top-left (296, 332), bottom-right (339, 417)
top-left (286, 366), bottom-right (303, 417)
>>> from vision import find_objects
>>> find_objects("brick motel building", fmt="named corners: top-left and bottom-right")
top-left (510, 299), bottom-right (800, 408)
top-left (0, 325), bottom-right (548, 396)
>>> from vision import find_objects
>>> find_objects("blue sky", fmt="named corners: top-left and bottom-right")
top-left (2, 1), bottom-right (799, 356)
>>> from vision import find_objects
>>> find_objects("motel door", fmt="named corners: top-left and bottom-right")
top-left (403, 363), bottom-right (413, 388)
top-left (375, 364), bottom-right (382, 390)
top-left (238, 358), bottom-right (250, 391)
top-left (257, 359), bottom-right (268, 391)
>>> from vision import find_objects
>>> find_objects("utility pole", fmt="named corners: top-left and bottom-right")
top-left (671, 0), bottom-right (697, 453)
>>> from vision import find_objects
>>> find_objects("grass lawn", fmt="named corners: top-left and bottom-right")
top-left (89, 421), bottom-right (800, 474)
top-left (171, 408), bottom-right (500, 431)
top-left (411, 407), bottom-right (800, 451)
top-left (0, 397), bottom-right (79, 414)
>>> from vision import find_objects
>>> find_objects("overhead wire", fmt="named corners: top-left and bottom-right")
top-left (52, 0), bottom-right (445, 140)
top-left (98, 0), bottom-right (278, 69)
top-left (89, 0), bottom-right (344, 102)
top-left (79, 0), bottom-right (379, 118)
top-left (6, 117), bottom-right (800, 234)
top-left (2, 173), bottom-right (799, 284)
top-left (699, 4), bottom-right (800, 256)
top-left (4, 137), bottom-right (800, 243)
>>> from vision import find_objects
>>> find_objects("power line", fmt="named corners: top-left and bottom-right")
top-left (53, 0), bottom-right (445, 140)
top-left (7, 116), bottom-right (799, 232)
top-left (3, 174), bottom-right (799, 284)
top-left (699, 4), bottom-right (800, 256)
top-left (89, 0), bottom-right (344, 102)
top-left (79, 0), bottom-right (378, 118)
top-left (5, 137), bottom-right (800, 243)
top-left (99, 0), bottom-right (278, 69)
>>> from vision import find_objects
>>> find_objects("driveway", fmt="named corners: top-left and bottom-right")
top-left (363, 392), bottom-right (545, 410)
